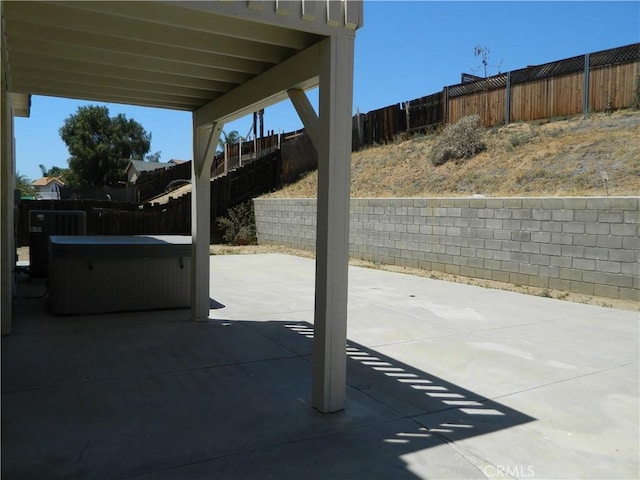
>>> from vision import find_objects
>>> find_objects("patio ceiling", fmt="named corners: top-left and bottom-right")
top-left (1, 1), bottom-right (361, 112)
top-left (2, 0), bottom-right (363, 413)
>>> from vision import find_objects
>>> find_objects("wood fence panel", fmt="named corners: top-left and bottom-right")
top-left (360, 104), bottom-right (405, 145)
top-left (589, 60), bottom-right (640, 111)
top-left (510, 80), bottom-right (537, 122)
top-left (486, 88), bottom-right (506, 126)
top-left (510, 79), bottom-right (551, 122)
top-left (136, 161), bottom-right (191, 202)
top-left (406, 92), bottom-right (443, 131)
top-left (448, 94), bottom-right (481, 125)
top-left (550, 72), bottom-right (583, 117)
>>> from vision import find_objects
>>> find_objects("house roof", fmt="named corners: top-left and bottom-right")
top-left (31, 176), bottom-right (65, 187)
top-left (125, 160), bottom-right (172, 175)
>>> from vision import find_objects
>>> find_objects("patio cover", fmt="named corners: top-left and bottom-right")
top-left (0, 0), bottom-right (363, 413)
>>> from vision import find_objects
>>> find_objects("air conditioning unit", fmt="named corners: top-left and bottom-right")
top-left (29, 210), bottom-right (87, 278)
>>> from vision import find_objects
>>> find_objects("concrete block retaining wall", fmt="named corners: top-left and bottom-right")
top-left (253, 197), bottom-right (639, 301)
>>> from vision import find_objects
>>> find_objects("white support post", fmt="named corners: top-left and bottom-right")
top-left (1, 72), bottom-right (15, 335)
top-left (191, 119), bottom-right (222, 322)
top-left (312, 35), bottom-right (354, 413)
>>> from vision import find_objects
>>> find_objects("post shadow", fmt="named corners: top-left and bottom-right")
top-left (2, 300), bottom-right (535, 480)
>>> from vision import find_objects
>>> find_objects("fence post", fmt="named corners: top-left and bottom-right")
top-left (253, 134), bottom-right (257, 160)
top-left (444, 86), bottom-right (449, 124)
top-left (224, 142), bottom-right (228, 175)
top-left (404, 101), bottom-right (410, 132)
top-left (505, 71), bottom-right (511, 125)
top-left (356, 109), bottom-right (364, 149)
top-left (583, 53), bottom-right (590, 118)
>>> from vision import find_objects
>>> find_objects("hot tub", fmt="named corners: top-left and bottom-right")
top-left (48, 235), bottom-right (192, 315)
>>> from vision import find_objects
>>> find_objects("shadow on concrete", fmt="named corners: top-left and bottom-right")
top-left (2, 297), bottom-right (534, 479)
top-left (209, 297), bottom-right (225, 309)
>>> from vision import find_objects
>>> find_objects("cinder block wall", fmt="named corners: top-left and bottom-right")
top-left (253, 197), bottom-right (639, 300)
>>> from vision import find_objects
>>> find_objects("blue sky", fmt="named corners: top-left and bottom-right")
top-left (15, 1), bottom-right (640, 182)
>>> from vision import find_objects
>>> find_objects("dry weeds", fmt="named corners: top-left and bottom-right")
top-left (267, 110), bottom-right (640, 198)
top-left (259, 112), bottom-right (639, 308)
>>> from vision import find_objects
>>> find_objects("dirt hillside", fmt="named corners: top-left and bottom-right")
top-left (267, 110), bottom-right (640, 198)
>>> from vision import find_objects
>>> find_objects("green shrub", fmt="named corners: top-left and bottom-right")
top-left (429, 115), bottom-right (486, 166)
top-left (216, 201), bottom-right (256, 245)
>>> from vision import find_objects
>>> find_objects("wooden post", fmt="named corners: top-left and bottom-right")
top-left (259, 109), bottom-right (264, 139)
top-left (505, 71), bottom-right (511, 125)
top-left (224, 142), bottom-right (228, 175)
top-left (355, 108), bottom-right (364, 150)
top-left (583, 53), bottom-right (590, 118)
top-left (405, 101), bottom-right (411, 132)
top-left (251, 111), bottom-right (258, 160)
top-left (444, 86), bottom-right (449, 124)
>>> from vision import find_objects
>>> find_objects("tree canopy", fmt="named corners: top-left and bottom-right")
top-left (15, 172), bottom-right (36, 198)
top-left (59, 105), bottom-right (151, 187)
top-left (39, 164), bottom-right (68, 181)
top-left (217, 130), bottom-right (243, 152)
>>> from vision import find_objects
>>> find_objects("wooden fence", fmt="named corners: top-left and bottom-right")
top-left (16, 197), bottom-right (190, 247)
top-left (18, 44), bottom-right (637, 244)
top-left (211, 129), bottom-right (297, 177)
top-left (17, 150), bottom-right (284, 246)
top-left (135, 161), bottom-right (192, 202)
top-left (352, 43), bottom-right (640, 149)
top-left (210, 150), bottom-right (281, 220)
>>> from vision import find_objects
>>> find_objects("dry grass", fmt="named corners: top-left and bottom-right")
top-left (266, 110), bottom-right (640, 198)
top-left (258, 111), bottom-right (639, 308)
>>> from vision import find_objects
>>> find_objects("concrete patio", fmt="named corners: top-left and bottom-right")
top-left (2, 253), bottom-right (638, 479)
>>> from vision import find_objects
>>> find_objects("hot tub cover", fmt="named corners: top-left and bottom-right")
top-left (48, 235), bottom-right (192, 260)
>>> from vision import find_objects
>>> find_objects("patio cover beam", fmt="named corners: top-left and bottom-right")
top-left (194, 42), bottom-right (320, 128)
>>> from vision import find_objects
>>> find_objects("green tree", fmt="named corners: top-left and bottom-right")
top-left (146, 150), bottom-right (162, 162)
top-left (217, 130), bottom-right (243, 152)
top-left (59, 105), bottom-right (151, 187)
top-left (39, 164), bottom-right (68, 181)
top-left (15, 172), bottom-right (37, 198)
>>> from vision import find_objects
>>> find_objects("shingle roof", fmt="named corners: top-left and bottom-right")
top-left (31, 176), bottom-right (65, 187)
top-left (125, 160), bottom-right (172, 175)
